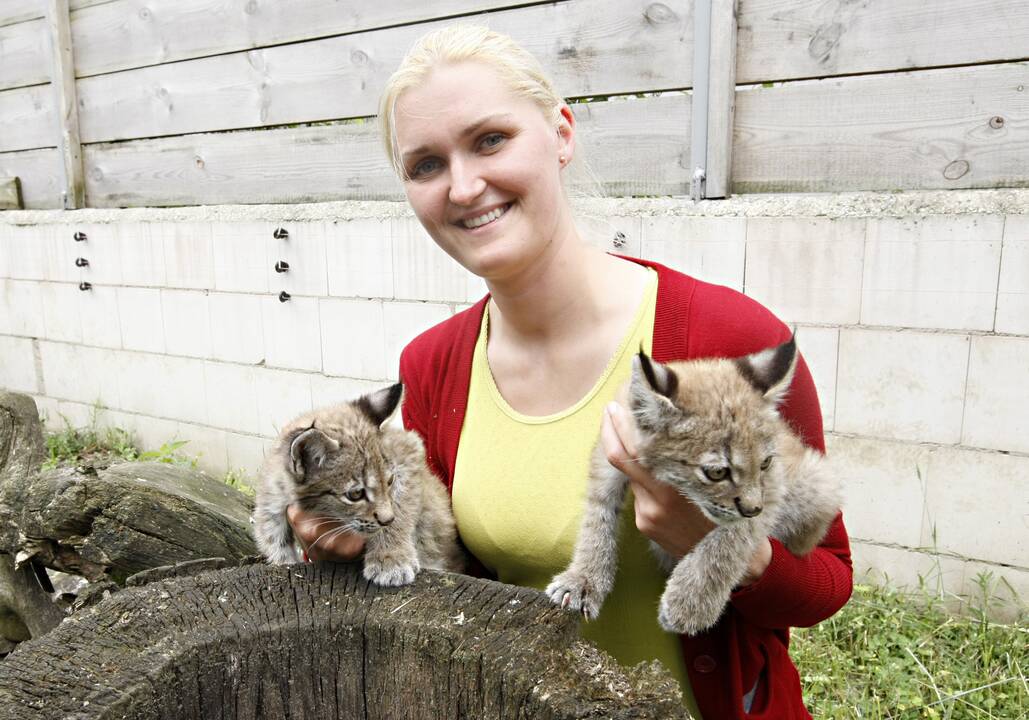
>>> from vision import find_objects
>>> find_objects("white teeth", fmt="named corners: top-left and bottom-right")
top-left (462, 204), bottom-right (508, 229)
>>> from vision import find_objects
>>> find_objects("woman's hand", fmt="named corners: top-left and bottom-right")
top-left (601, 401), bottom-right (771, 585)
top-left (286, 504), bottom-right (366, 562)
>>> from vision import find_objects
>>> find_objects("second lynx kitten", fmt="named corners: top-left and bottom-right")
top-left (546, 336), bottom-right (841, 635)
top-left (253, 384), bottom-right (463, 586)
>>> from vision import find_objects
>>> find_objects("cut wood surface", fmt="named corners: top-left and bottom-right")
top-left (0, 0), bottom-right (108, 27)
top-left (69, 0), bottom-right (550, 78)
top-left (737, 0), bottom-right (1029, 84)
top-left (0, 178), bottom-right (22, 210)
top-left (733, 61), bottom-right (1029, 193)
top-left (0, 563), bottom-right (690, 719)
top-left (74, 0), bottom-right (691, 144)
top-left (81, 94), bottom-right (692, 206)
top-left (0, 148), bottom-right (60, 209)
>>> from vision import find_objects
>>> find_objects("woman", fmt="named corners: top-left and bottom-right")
top-left (289, 25), bottom-right (852, 718)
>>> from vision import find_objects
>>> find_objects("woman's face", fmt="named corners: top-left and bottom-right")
top-left (393, 61), bottom-right (574, 282)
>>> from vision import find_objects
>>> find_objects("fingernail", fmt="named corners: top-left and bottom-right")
top-left (606, 401), bottom-right (620, 417)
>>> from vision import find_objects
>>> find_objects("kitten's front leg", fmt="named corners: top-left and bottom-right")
top-left (363, 525), bottom-right (421, 587)
top-left (658, 521), bottom-right (759, 635)
top-left (545, 458), bottom-right (628, 620)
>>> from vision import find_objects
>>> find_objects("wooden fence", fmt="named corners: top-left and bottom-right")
top-left (0, 0), bottom-right (1027, 208)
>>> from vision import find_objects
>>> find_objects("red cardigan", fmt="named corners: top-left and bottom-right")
top-left (399, 257), bottom-right (853, 719)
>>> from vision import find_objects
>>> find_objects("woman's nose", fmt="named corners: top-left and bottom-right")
top-left (448, 159), bottom-right (486, 205)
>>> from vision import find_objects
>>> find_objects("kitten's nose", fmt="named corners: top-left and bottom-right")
top-left (734, 498), bottom-right (762, 518)
top-left (374, 511), bottom-right (394, 526)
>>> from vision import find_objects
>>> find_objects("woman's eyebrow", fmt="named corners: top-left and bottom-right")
top-left (401, 113), bottom-right (515, 161)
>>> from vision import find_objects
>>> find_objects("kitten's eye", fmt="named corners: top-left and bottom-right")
top-left (760, 456), bottom-right (773, 471)
top-left (703, 466), bottom-right (730, 482)
top-left (344, 488), bottom-right (366, 502)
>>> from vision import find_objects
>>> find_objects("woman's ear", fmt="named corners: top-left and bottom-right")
top-left (557, 104), bottom-right (576, 166)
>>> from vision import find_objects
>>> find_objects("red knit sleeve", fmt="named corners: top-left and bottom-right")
top-left (685, 282), bottom-right (853, 629)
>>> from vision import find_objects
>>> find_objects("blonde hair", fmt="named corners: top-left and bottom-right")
top-left (379, 25), bottom-right (567, 178)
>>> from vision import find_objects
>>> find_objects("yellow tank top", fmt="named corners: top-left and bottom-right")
top-left (451, 269), bottom-right (699, 715)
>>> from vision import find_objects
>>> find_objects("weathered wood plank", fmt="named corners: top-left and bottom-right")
top-left (704, 0), bottom-right (738, 199)
top-left (0, 0), bottom-right (107, 27)
top-left (0, 178), bottom-right (22, 210)
top-left (46, 0), bottom-right (85, 208)
top-left (75, 0), bottom-right (692, 144)
top-left (69, 0), bottom-right (557, 78)
top-left (737, 0), bottom-right (1029, 83)
top-left (82, 94), bottom-right (691, 207)
top-left (733, 62), bottom-right (1029, 193)
top-left (0, 85), bottom-right (54, 153)
top-left (0, 18), bottom-right (50, 91)
top-left (0, 148), bottom-right (61, 208)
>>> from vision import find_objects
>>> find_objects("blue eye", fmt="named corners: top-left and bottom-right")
top-left (410, 158), bottom-right (442, 178)
top-left (480, 133), bottom-right (505, 149)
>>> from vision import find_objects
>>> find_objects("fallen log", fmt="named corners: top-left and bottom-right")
top-left (0, 562), bottom-right (690, 719)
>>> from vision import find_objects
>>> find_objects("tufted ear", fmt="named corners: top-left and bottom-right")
top-left (734, 334), bottom-right (798, 406)
top-left (355, 383), bottom-right (404, 428)
top-left (288, 426), bottom-right (340, 482)
top-left (629, 351), bottom-right (681, 432)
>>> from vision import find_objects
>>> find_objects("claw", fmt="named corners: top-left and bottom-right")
top-left (581, 607), bottom-right (590, 621)
top-left (561, 592), bottom-right (571, 609)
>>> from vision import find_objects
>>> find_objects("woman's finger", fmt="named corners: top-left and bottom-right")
top-left (286, 504), bottom-right (365, 561)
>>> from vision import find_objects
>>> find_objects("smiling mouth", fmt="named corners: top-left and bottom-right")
top-left (459, 202), bottom-right (512, 229)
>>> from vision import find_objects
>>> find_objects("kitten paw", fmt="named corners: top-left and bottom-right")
top-left (657, 592), bottom-right (722, 636)
top-left (364, 558), bottom-right (420, 587)
top-left (544, 570), bottom-right (606, 621)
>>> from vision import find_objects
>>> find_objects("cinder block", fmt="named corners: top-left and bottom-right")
top-left (169, 421), bottom-right (228, 475)
top-left (162, 223), bottom-right (215, 290)
top-left (956, 561), bottom-right (1027, 622)
top-left (825, 434), bottom-right (930, 547)
top-left (253, 366), bottom-right (313, 437)
top-left (962, 335), bottom-right (1029, 453)
top-left (851, 542), bottom-right (967, 598)
top-left (0, 226), bottom-right (9, 278)
top-left (0, 280), bottom-right (45, 337)
top-left (224, 432), bottom-right (268, 480)
top-left (325, 218), bottom-right (394, 299)
top-left (744, 217), bottom-right (865, 324)
top-left (579, 215), bottom-right (643, 258)
top-left (260, 295), bottom-right (322, 371)
top-left (79, 285), bottom-right (123, 349)
top-left (116, 223), bottom-right (167, 287)
top-left (996, 215), bottom-right (1029, 335)
top-left (642, 217), bottom-right (746, 291)
top-left (117, 287), bottom-right (165, 354)
top-left (392, 217), bottom-right (473, 303)
top-left (212, 222), bottom-right (270, 293)
top-left (42, 225), bottom-right (77, 283)
top-left (835, 329), bottom-right (968, 444)
top-left (923, 446), bottom-right (1027, 567)
top-left (796, 325), bottom-right (838, 431)
top-left (39, 282), bottom-right (83, 343)
top-left (162, 289), bottom-right (211, 359)
top-left (6, 224), bottom-right (48, 280)
top-left (267, 222), bottom-right (328, 297)
top-left (53, 399), bottom-right (103, 430)
top-left (0, 335), bottom-right (38, 393)
top-left (116, 351), bottom-right (207, 425)
top-left (130, 413), bottom-right (187, 458)
top-left (79, 223), bottom-right (123, 285)
top-left (862, 216), bottom-right (1002, 331)
top-left (38, 342), bottom-right (120, 407)
top-left (31, 394), bottom-right (61, 427)
top-left (465, 275), bottom-right (488, 304)
top-left (382, 301), bottom-right (452, 381)
top-left (311, 374), bottom-right (384, 409)
top-left (209, 292), bottom-right (265, 364)
top-left (320, 298), bottom-right (386, 380)
top-left (203, 361), bottom-right (262, 435)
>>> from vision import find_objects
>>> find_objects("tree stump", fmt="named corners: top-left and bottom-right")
top-left (0, 563), bottom-right (690, 719)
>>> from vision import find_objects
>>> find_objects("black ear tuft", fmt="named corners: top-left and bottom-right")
top-left (734, 334), bottom-right (798, 405)
top-left (636, 350), bottom-right (679, 399)
top-left (356, 383), bottom-right (404, 427)
top-left (288, 426), bottom-right (341, 481)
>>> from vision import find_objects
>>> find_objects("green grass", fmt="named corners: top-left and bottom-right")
top-left (793, 576), bottom-right (1027, 718)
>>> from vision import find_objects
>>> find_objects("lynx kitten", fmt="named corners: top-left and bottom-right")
top-left (546, 337), bottom-right (841, 635)
top-left (253, 384), bottom-right (464, 586)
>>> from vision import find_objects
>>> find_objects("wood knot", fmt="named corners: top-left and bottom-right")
top-left (138, 7), bottom-right (151, 21)
top-left (989, 116), bottom-right (1005, 129)
top-left (808, 23), bottom-right (844, 64)
top-left (943, 159), bottom-right (970, 180)
top-left (644, 3), bottom-right (678, 24)
top-left (350, 49), bottom-right (369, 65)
top-left (244, 0), bottom-right (258, 14)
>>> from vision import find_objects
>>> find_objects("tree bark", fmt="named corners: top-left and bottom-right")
top-left (0, 563), bottom-right (691, 719)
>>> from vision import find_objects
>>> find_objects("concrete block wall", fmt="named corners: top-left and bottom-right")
top-left (1, 190), bottom-right (1026, 616)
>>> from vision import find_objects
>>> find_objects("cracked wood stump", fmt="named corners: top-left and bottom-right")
top-left (0, 563), bottom-right (690, 720)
